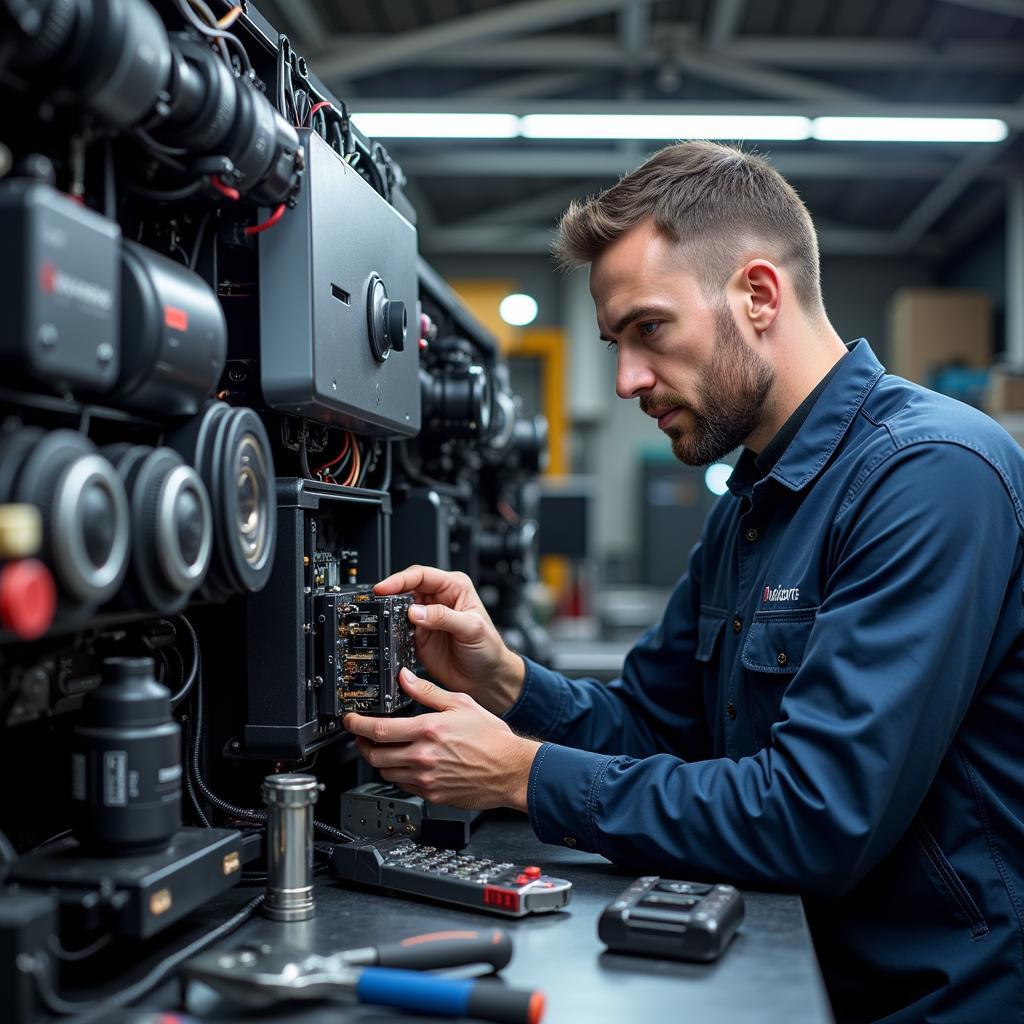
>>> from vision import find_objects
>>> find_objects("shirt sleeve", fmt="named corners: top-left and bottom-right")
top-left (526, 442), bottom-right (1024, 894)
top-left (503, 539), bottom-right (714, 763)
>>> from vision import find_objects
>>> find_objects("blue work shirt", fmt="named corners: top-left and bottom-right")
top-left (505, 339), bottom-right (1024, 1023)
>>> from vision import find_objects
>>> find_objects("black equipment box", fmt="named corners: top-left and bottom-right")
top-left (598, 876), bottom-right (744, 962)
top-left (258, 129), bottom-right (420, 437)
top-left (341, 781), bottom-right (474, 848)
top-left (7, 827), bottom-right (250, 940)
top-left (0, 181), bottom-right (121, 392)
top-left (244, 478), bottom-right (391, 758)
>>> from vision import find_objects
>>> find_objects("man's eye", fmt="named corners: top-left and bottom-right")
top-left (638, 322), bottom-right (659, 336)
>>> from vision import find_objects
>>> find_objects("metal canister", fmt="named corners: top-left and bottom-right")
top-left (261, 773), bottom-right (319, 921)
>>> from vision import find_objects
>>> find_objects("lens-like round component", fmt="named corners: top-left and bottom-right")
top-left (15, 0), bottom-right (172, 129)
top-left (12, 430), bottom-right (129, 606)
top-left (103, 444), bottom-right (213, 613)
top-left (167, 402), bottom-right (276, 601)
top-left (420, 361), bottom-right (492, 439)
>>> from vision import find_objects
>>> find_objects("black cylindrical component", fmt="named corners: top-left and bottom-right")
top-left (155, 34), bottom-right (300, 205)
top-left (13, 0), bottom-right (171, 129)
top-left (159, 35), bottom-right (237, 152)
top-left (103, 444), bottom-right (213, 613)
top-left (167, 401), bottom-right (277, 601)
top-left (510, 414), bottom-right (549, 475)
top-left (71, 656), bottom-right (181, 854)
top-left (420, 361), bottom-right (492, 439)
top-left (114, 240), bottom-right (227, 417)
top-left (478, 520), bottom-right (538, 567)
top-left (10, 428), bottom-right (129, 607)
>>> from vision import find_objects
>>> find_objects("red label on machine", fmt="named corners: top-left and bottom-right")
top-left (483, 886), bottom-right (520, 912)
top-left (164, 305), bottom-right (188, 331)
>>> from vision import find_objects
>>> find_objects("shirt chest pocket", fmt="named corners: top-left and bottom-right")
top-left (740, 610), bottom-right (817, 744)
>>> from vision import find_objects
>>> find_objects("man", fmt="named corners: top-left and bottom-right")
top-left (344, 141), bottom-right (1024, 1023)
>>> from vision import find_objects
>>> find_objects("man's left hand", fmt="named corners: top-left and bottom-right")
top-left (343, 667), bottom-right (540, 812)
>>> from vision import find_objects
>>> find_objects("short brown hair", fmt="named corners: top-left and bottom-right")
top-left (553, 141), bottom-right (823, 312)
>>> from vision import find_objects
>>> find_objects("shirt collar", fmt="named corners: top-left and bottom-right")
top-left (728, 338), bottom-right (884, 496)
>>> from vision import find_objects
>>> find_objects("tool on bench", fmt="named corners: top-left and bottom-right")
top-left (184, 926), bottom-right (546, 1023)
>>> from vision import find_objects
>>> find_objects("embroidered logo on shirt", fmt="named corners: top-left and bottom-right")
top-left (763, 585), bottom-right (800, 603)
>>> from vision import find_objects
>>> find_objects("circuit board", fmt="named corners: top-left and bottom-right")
top-left (314, 585), bottom-right (416, 715)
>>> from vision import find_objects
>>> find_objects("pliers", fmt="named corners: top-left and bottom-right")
top-left (183, 926), bottom-right (545, 1023)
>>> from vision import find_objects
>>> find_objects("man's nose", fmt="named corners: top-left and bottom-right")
top-left (615, 350), bottom-right (656, 400)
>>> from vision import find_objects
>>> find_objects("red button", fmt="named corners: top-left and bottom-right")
top-left (515, 874), bottom-right (529, 885)
top-left (0, 559), bottom-right (56, 640)
top-left (524, 866), bottom-right (541, 879)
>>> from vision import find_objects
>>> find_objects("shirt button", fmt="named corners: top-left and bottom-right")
top-left (745, 528), bottom-right (758, 542)
top-left (563, 836), bottom-right (577, 848)
top-left (777, 652), bottom-right (788, 666)
top-left (726, 700), bottom-right (737, 720)
top-left (732, 617), bottom-right (742, 633)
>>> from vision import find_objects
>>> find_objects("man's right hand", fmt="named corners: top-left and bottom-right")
top-left (374, 565), bottom-right (526, 717)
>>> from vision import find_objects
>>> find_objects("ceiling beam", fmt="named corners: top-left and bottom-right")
top-left (327, 35), bottom-right (1024, 72)
top-left (310, 0), bottom-right (638, 82)
top-left (937, 0), bottom-right (1024, 18)
top-left (706, 0), bottom-right (747, 47)
top-left (446, 71), bottom-right (598, 101)
top-left (671, 48), bottom-right (874, 102)
top-left (893, 139), bottom-right (1013, 250)
top-left (395, 148), bottom-right (1008, 181)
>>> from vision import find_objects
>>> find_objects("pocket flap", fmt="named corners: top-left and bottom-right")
top-left (740, 614), bottom-right (816, 674)
top-left (695, 613), bottom-right (727, 663)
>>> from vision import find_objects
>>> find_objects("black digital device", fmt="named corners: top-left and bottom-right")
top-left (329, 835), bottom-right (572, 917)
top-left (598, 876), bottom-right (744, 962)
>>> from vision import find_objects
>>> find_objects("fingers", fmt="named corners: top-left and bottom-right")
top-left (399, 667), bottom-right (462, 712)
top-left (343, 709), bottom-right (427, 743)
top-left (408, 602), bottom-right (486, 642)
top-left (354, 737), bottom-right (416, 769)
top-left (374, 565), bottom-right (470, 598)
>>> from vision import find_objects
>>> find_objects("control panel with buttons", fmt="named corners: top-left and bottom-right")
top-left (598, 876), bottom-right (744, 962)
top-left (329, 835), bottom-right (573, 917)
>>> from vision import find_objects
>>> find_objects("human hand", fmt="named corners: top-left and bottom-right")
top-left (375, 565), bottom-right (525, 716)
top-left (344, 668), bottom-right (540, 812)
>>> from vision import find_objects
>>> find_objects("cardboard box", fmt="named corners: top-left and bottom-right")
top-left (887, 288), bottom-right (992, 385)
top-left (986, 366), bottom-right (1024, 414)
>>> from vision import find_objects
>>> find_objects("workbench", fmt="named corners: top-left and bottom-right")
top-left (136, 816), bottom-right (835, 1023)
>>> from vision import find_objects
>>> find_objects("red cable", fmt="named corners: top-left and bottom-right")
top-left (210, 175), bottom-right (240, 201)
top-left (315, 433), bottom-right (350, 474)
top-left (243, 203), bottom-right (286, 236)
top-left (307, 100), bottom-right (332, 125)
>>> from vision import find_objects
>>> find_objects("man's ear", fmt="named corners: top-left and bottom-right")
top-left (740, 260), bottom-right (782, 333)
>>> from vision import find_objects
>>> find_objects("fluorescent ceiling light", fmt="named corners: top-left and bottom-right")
top-left (812, 116), bottom-right (1008, 143)
top-left (520, 114), bottom-right (811, 140)
top-left (351, 112), bottom-right (520, 138)
top-left (352, 112), bottom-right (1010, 145)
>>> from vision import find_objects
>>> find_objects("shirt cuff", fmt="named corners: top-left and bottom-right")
top-left (501, 657), bottom-right (568, 738)
top-left (526, 741), bottom-right (616, 857)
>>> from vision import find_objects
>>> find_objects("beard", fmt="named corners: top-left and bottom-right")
top-left (642, 305), bottom-right (775, 467)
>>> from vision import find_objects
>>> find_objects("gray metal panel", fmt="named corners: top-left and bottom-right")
top-left (259, 129), bottom-right (421, 437)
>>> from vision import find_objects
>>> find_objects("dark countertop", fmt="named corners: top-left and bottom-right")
top-left (131, 816), bottom-right (834, 1024)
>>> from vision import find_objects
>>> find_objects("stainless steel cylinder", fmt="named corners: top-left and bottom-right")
top-left (261, 773), bottom-right (320, 921)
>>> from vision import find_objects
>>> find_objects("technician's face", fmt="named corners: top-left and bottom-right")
top-left (590, 220), bottom-right (774, 467)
